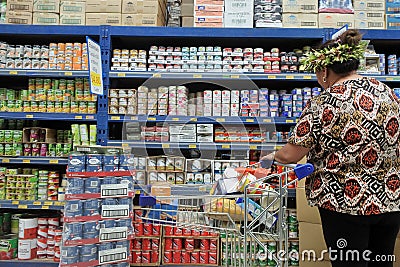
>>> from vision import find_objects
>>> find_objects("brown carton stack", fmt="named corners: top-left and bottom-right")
top-left (353, 0), bottom-right (385, 29)
top-left (6, 0), bottom-right (33, 24)
top-left (121, 0), bottom-right (167, 26)
top-left (193, 0), bottom-right (224, 28)
top-left (85, 0), bottom-right (122, 25)
top-left (33, 0), bottom-right (60, 25)
top-left (181, 0), bottom-right (194, 27)
top-left (60, 0), bottom-right (85, 25)
top-left (282, 0), bottom-right (318, 28)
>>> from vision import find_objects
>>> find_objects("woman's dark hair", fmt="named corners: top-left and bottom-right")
top-left (318, 29), bottom-right (363, 75)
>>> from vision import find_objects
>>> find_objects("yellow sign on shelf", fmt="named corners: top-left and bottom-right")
top-left (216, 118), bottom-right (225, 122)
top-left (42, 206), bottom-right (49, 209)
top-left (189, 144), bottom-right (197, 148)
top-left (221, 145), bottom-right (230, 149)
top-left (49, 159), bottom-right (59, 164)
top-left (162, 144), bottom-right (170, 148)
top-left (12, 201), bottom-right (19, 205)
top-left (75, 115), bottom-right (83, 119)
top-left (263, 119), bottom-right (272, 123)
top-left (147, 117), bottom-right (156, 121)
top-left (117, 72), bottom-right (126, 77)
top-left (18, 205), bottom-right (28, 209)
top-left (303, 75), bottom-right (312, 79)
top-left (64, 72), bottom-right (73, 76)
top-left (23, 159), bottom-right (30, 163)
top-left (250, 145), bottom-right (258, 150)
top-left (172, 118), bottom-right (180, 121)
top-left (26, 114), bottom-right (34, 118)
top-left (268, 75), bottom-right (277, 79)
top-left (231, 75), bottom-right (240, 79)
top-left (190, 118), bottom-right (197, 122)
top-left (9, 71), bottom-right (18, 75)
top-left (111, 116), bottom-right (121, 121)
top-left (193, 74), bottom-right (202, 78)
top-left (2, 158), bottom-right (9, 163)
top-left (33, 201), bottom-right (41, 205)
top-left (246, 119), bottom-right (254, 123)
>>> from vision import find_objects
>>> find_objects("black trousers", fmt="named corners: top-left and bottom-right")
top-left (318, 208), bottom-right (400, 267)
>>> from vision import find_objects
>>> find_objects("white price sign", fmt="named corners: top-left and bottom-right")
top-left (86, 37), bottom-right (104, 95)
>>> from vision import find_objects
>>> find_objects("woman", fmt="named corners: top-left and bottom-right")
top-left (263, 29), bottom-right (400, 267)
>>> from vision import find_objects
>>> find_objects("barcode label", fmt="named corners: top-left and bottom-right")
top-left (143, 20), bottom-right (155, 25)
top-left (62, 19), bottom-right (82, 24)
top-left (301, 22), bottom-right (317, 26)
top-left (100, 227), bottom-right (128, 242)
top-left (10, 4), bottom-right (29, 10)
top-left (231, 19), bottom-right (247, 25)
top-left (101, 184), bottom-right (129, 198)
top-left (8, 18), bottom-right (28, 24)
top-left (232, 2), bottom-right (247, 8)
top-left (107, 19), bottom-right (120, 23)
top-left (303, 5), bottom-right (315, 10)
top-left (99, 247), bottom-right (128, 264)
top-left (101, 205), bottom-right (130, 219)
top-left (368, 13), bottom-right (383, 18)
top-left (369, 22), bottom-right (384, 27)
top-left (368, 3), bottom-right (383, 8)
top-left (63, 7), bottom-right (83, 12)
top-left (38, 18), bottom-right (57, 23)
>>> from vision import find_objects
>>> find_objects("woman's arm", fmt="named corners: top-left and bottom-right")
top-left (262, 143), bottom-right (310, 164)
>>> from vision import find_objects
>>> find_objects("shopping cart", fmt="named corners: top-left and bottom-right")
top-left (138, 162), bottom-right (314, 267)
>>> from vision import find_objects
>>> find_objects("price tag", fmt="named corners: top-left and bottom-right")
top-left (148, 117), bottom-right (156, 121)
top-left (190, 118), bottom-right (197, 122)
top-left (216, 118), bottom-right (225, 122)
top-left (189, 144), bottom-right (197, 148)
top-left (44, 201), bottom-right (53, 206)
top-left (153, 73), bottom-right (161, 78)
top-left (275, 146), bottom-right (283, 150)
top-left (221, 145), bottom-right (230, 149)
top-left (49, 159), bottom-right (59, 164)
top-left (303, 75), bottom-right (312, 79)
top-left (111, 116), bottom-right (121, 121)
top-left (117, 72), bottom-right (126, 77)
top-left (162, 144), bottom-right (170, 148)
top-left (75, 115), bottom-right (83, 119)
top-left (9, 71), bottom-right (18, 75)
top-left (86, 116), bottom-right (94, 120)
top-left (122, 143), bottom-right (129, 147)
top-left (250, 145), bottom-right (258, 150)
top-left (286, 75), bottom-right (294, 79)
top-left (2, 158), bottom-right (9, 163)
top-left (25, 114), bottom-right (34, 118)
top-left (18, 205), bottom-right (28, 209)
top-left (286, 119), bottom-right (295, 123)
top-left (193, 74), bottom-right (202, 78)
top-left (23, 159), bottom-right (30, 163)
top-left (12, 201), bottom-right (19, 205)
top-left (64, 72), bottom-right (73, 76)
top-left (263, 119), bottom-right (272, 123)
top-left (130, 116), bottom-right (138, 121)
top-left (42, 206), bottom-right (49, 209)
top-left (33, 201), bottom-right (41, 205)
top-left (54, 201), bottom-right (63, 206)
top-left (172, 118), bottom-right (180, 121)
top-left (386, 77), bottom-right (394, 81)
top-left (268, 75), bottom-right (276, 79)
top-left (231, 75), bottom-right (240, 79)
top-left (246, 119), bottom-right (254, 123)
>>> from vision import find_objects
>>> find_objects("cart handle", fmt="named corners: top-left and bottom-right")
top-left (260, 160), bottom-right (314, 180)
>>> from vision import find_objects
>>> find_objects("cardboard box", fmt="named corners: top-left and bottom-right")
top-left (121, 13), bottom-right (165, 26)
top-left (283, 13), bottom-right (318, 28)
top-left (5, 11), bottom-right (32, 24)
top-left (282, 0), bottom-right (318, 13)
top-left (60, 1), bottom-right (85, 14)
top-left (121, 0), bottom-right (166, 15)
top-left (33, 12), bottom-right (59, 24)
top-left (86, 0), bottom-right (122, 13)
top-left (354, 0), bottom-right (385, 10)
top-left (6, 0), bottom-right (33, 12)
top-left (194, 22), bottom-right (223, 27)
top-left (299, 222), bottom-right (329, 262)
top-left (181, 3), bottom-right (194, 16)
top-left (296, 187), bottom-right (321, 224)
top-left (194, 4), bottom-right (224, 11)
top-left (60, 13), bottom-right (85, 25)
top-left (355, 19), bottom-right (386, 29)
top-left (85, 12), bottom-right (122, 25)
top-left (194, 0), bottom-right (223, 5)
top-left (354, 10), bottom-right (385, 20)
top-left (386, 0), bottom-right (400, 14)
top-left (182, 0), bottom-right (193, 3)
top-left (33, 0), bottom-right (59, 13)
top-left (387, 14), bottom-right (400, 29)
top-left (182, 16), bottom-right (194, 27)
top-left (224, 12), bottom-right (253, 28)
top-left (224, 0), bottom-right (254, 13)
top-left (318, 13), bottom-right (354, 28)
top-left (194, 16), bottom-right (223, 23)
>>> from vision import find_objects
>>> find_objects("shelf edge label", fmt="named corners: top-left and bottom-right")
top-left (87, 37), bottom-right (104, 96)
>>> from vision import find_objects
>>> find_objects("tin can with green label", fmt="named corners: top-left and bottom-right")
top-left (3, 212), bottom-right (11, 234)
top-left (44, 79), bottom-right (51, 90)
top-left (52, 79), bottom-right (59, 90)
top-left (21, 89), bottom-right (28, 101)
top-left (14, 100), bottom-right (22, 111)
top-left (56, 143), bottom-right (62, 157)
top-left (35, 78), bottom-right (44, 89)
top-left (55, 89), bottom-right (63, 101)
top-left (11, 214), bottom-right (21, 234)
top-left (0, 100), bottom-right (5, 112)
top-left (13, 143), bottom-right (23, 156)
top-left (4, 130), bottom-right (12, 143)
top-left (6, 89), bottom-right (15, 100)
top-left (75, 78), bottom-right (83, 89)
top-left (13, 130), bottom-right (22, 143)
top-left (75, 89), bottom-right (84, 101)
top-left (62, 101), bottom-right (71, 113)
top-left (48, 144), bottom-right (56, 157)
top-left (59, 79), bottom-right (66, 90)
top-left (47, 89), bottom-right (55, 101)
top-left (7, 100), bottom-right (14, 112)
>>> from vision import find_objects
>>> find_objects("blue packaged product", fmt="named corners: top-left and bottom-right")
top-left (119, 176), bottom-right (133, 190)
top-left (86, 165), bottom-right (103, 172)
top-left (67, 178), bottom-right (84, 188)
top-left (281, 111), bottom-right (292, 117)
top-left (83, 230), bottom-right (99, 239)
top-left (68, 154), bottom-right (86, 166)
top-left (118, 165), bottom-right (134, 171)
top-left (102, 177), bottom-right (118, 185)
top-left (84, 199), bottom-right (99, 210)
top-left (65, 200), bottom-right (83, 217)
top-left (87, 154), bottom-right (104, 165)
top-left (80, 253), bottom-right (98, 262)
top-left (80, 244), bottom-right (98, 255)
top-left (119, 154), bottom-right (135, 166)
top-left (67, 165), bottom-right (86, 173)
top-left (281, 105), bottom-right (292, 112)
top-left (103, 165), bottom-right (119, 172)
top-left (66, 187), bottom-right (85, 195)
top-left (64, 223), bottom-right (83, 240)
top-left (114, 240), bottom-right (130, 249)
top-left (104, 154), bottom-right (120, 165)
top-left (98, 242), bottom-right (114, 251)
top-left (83, 221), bottom-right (99, 233)
top-left (61, 256), bottom-right (79, 264)
top-left (102, 198), bottom-right (117, 206)
top-left (84, 177), bottom-right (100, 194)
top-left (99, 220), bottom-right (117, 229)
top-left (83, 208), bottom-right (99, 217)
top-left (62, 246), bottom-right (80, 257)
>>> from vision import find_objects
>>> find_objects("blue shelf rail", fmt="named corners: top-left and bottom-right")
top-left (0, 157), bottom-right (68, 165)
top-left (0, 200), bottom-right (64, 210)
top-left (0, 112), bottom-right (96, 121)
top-left (0, 69), bottom-right (89, 77)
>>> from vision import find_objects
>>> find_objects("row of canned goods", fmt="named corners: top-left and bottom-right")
top-left (131, 251), bottom-right (159, 264)
top-left (0, 100), bottom-right (96, 113)
top-left (19, 89), bottom-right (95, 102)
top-left (163, 251), bottom-right (218, 265)
top-left (0, 143), bottom-right (72, 157)
top-left (66, 176), bottom-right (133, 194)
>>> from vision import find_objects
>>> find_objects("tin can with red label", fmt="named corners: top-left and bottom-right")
top-left (191, 251), bottom-right (200, 263)
top-left (142, 252), bottom-right (151, 264)
top-left (182, 251), bottom-right (191, 263)
top-left (164, 238), bottom-right (173, 251)
top-left (192, 229), bottom-right (200, 236)
top-left (183, 228), bottom-right (192, 236)
top-left (134, 210), bottom-right (142, 222)
top-left (201, 230), bottom-right (210, 236)
top-left (210, 231), bottom-right (219, 237)
top-left (152, 239), bottom-right (160, 250)
top-left (200, 252), bottom-right (209, 264)
top-left (200, 239), bottom-right (210, 250)
top-left (172, 238), bottom-right (182, 250)
top-left (174, 227), bottom-right (183, 236)
top-left (209, 252), bottom-right (217, 264)
top-left (172, 251), bottom-right (181, 263)
top-left (163, 251), bottom-right (172, 264)
top-left (142, 239), bottom-right (151, 250)
top-left (143, 223), bottom-right (153, 236)
top-left (132, 251), bottom-right (142, 264)
top-left (134, 223), bottom-right (143, 236)
top-left (185, 238), bottom-right (195, 251)
top-left (164, 225), bottom-right (173, 236)
top-left (151, 251), bottom-right (159, 263)
top-left (210, 239), bottom-right (218, 251)
top-left (152, 224), bottom-right (161, 236)
top-left (133, 239), bottom-right (142, 250)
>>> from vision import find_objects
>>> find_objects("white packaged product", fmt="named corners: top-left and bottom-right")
top-left (213, 90), bottom-right (222, 103)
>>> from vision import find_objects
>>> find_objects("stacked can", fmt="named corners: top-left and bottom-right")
top-left (18, 215), bottom-right (38, 260)
top-left (289, 241), bottom-right (299, 266)
top-left (268, 90), bottom-right (279, 117)
top-left (177, 86), bottom-right (189, 116)
top-left (37, 170), bottom-right (48, 200)
top-left (379, 54), bottom-right (386, 75)
top-left (37, 217), bottom-right (48, 259)
top-left (291, 88), bottom-right (304, 118)
top-left (54, 228), bottom-right (63, 262)
top-left (388, 55), bottom-right (398, 75)
top-left (280, 91), bottom-right (293, 117)
top-left (108, 89), bottom-right (138, 115)
top-left (49, 42), bottom-right (88, 71)
top-left (131, 216), bottom-right (161, 265)
top-left (0, 167), bottom-right (5, 199)
top-left (47, 171), bottom-right (59, 201)
top-left (137, 86), bottom-right (149, 115)
top-left (67, 153), bottom-right (86, 173)
top-left (86, 154), bottom-right (104, 172)
top-left (0, 129), bottom-right (23, 156)
top-left (288, 210), bottom-right (299, 240)
top-left (1, 42), bottom-right (49, 70)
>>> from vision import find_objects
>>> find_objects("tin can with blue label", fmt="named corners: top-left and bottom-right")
top-left (86, 165), bottom-right (103, 172)
top-left (119, 154), bottom-right (135, 166)
top-left (68, 154), bottom-right (86, 166)
top-left (67, 165), bottom-right (86, 172)
top-left (84, 199), bottom-right (99, 210)
top-left (61, 256), bottom-right (79, 264)
top-left (98, 242), bottom-right (113, 251)
top-left (64, 223), bottom-right (83, 240)
top-left (86, 154), bottom-right (103, 166)
top-left (66, 187), bottom-right (84, 194)
top-left (99, 220), bottom-right (117, 229)
top-left (79, 244), bottom-right (98, 255)
top-left (84, 177), bottom-right (100, 193)
top-left (79, 253), bottom-right (98, 263)
top-left (65, 200), bottom-right (83, 217)
top-left (104, 154), bottom-right (119, 165)
top-left (102, 198), bottom-right (117, 206)
top-left (83, 221), bottom-right (99, 233)
top-left (83, 230), bottom-right (99, 239)
top-left (102, 177), bottom-right (118, 185)
top-left (67, 178), bottom-right (84, 188)
top-left (103, 165), bottom-right (119, 172)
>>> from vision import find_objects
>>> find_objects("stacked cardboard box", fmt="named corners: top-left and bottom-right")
top-left (318, 12), bottom-right (355, 29)
top-left (60, 0), bottom-right (85, 25)
top-left (181, 0), bottom-right (194, 27)
top-left (6, 0), bottom-right (33, 24)
top-left (33, 0), bottom-right (60, 25)
top-left (224, 0), bottom-right (253, 28)
top-left (194, 0), bottom-right (223, 28)
top-left (121, 0), bottom-right (166, 26)
top-left (254, 0), bottom-right (282, 27)
top-left (85, 0), bottom-right (122, 25)
top-left (386, 0), bottom-right (400, 29)
top-left (282, 0), bottom-right (318, 28)
top-left (354, 0), bottom-right (385, 29)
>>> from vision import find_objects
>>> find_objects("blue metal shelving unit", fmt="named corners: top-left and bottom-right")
top-left (0, 112), bottom-right (96, 121)
top-left (0, 25), bottom-right (100, 36)
top-left (0, 199), bottom-right (64, 210)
